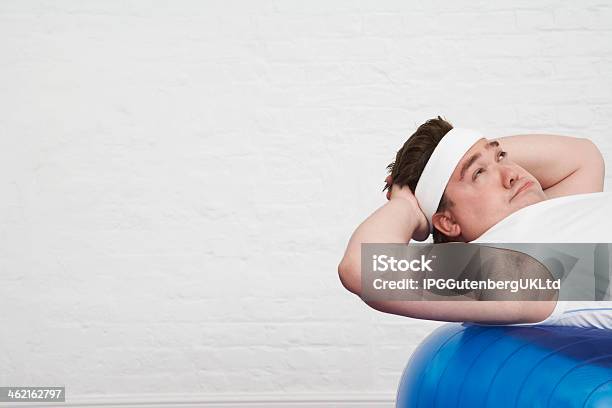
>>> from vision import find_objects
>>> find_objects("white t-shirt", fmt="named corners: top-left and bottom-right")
top-left (472, 192), bottom-right (612, 329)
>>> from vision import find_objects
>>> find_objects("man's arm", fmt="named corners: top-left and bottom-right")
top-left (495, 134), bottom-right (605, 198)
top-left (338, 192), bottom-right (424, 295)
top-left (338, 185), bottom-right (555, 324)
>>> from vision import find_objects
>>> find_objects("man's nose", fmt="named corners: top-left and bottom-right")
top-left (501, 165), bottom-right (519, 189)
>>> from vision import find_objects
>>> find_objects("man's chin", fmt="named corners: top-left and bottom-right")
top-left (514, 190), bottom-right (546, 209)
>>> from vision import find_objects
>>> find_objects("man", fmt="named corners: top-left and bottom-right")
top-left (338, 116), bottom-right (609, 326)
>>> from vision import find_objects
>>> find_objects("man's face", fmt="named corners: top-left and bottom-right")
top-left (434, 138), bottom-right (548, 242)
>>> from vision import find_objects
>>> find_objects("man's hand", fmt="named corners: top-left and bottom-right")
top-left (384, 175), bottom-right (429, 241)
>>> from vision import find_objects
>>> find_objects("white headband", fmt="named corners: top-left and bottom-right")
top-left (415, 127), bottom-right (484, 234)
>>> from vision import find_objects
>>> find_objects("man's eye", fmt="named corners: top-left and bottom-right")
top-left (473, 168), bottom-right (484, 180)
top-left (499, 151), bottom-right (507, 160)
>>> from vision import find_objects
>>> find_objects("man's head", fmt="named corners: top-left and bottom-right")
top-left (384, 117), bottom-right (547, 242)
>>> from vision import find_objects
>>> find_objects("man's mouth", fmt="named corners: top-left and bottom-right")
top-left (512, 181), bottom-right (533, 200)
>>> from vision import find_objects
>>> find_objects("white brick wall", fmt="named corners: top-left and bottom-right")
top-left (0, 0), bottom-right (611, 403)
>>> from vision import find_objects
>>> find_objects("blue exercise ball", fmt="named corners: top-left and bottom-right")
top-left (396, 323), bottom-right (612, 407)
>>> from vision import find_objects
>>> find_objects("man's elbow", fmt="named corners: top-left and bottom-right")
top-left (583, 138), bottom-right (606, 191)
top-left (338, 259), bottom-right (361, 296)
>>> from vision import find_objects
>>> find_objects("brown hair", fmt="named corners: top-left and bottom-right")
top-left (383, 116), bottom-right (455, 243)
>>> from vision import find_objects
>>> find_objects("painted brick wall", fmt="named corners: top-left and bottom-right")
top-left (1, 0), bottom-right (610, 400)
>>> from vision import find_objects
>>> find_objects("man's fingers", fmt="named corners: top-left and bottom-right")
top-left (385, 175), bottom-right (392, 200)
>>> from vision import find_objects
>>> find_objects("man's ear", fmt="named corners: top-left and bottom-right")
top-left (432, 210), bottom-right (461, 238)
